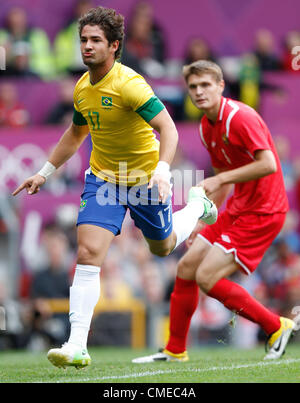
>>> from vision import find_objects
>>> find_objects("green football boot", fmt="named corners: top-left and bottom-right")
top-left (47, 343), bottom-right (91, 369)
top-left (188, 186), bottom-right (218, 225)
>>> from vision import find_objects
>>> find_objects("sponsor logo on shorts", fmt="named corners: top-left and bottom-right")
top-left (221, 234), bottom-right (231, 243)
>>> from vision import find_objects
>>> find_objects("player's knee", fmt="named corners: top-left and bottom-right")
top-left (147, 236), bottom-right (174, 257)
top-left (195, 267), bottom-right (214, 293)
top-left (177, 248), bottom-right (206, 280)
top-left (149, 245), bottom-right (171, 257)
top-left (177, 256), bottom-right (195, 279)
top-left (77, 243), bottom-right (100, 265)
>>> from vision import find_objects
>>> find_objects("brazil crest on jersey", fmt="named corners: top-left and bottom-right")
top-left (73, 62), bottom-right (165, 185)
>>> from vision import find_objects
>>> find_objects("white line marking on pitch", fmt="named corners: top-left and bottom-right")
top-left (53, 358), bottom-right (300, 383)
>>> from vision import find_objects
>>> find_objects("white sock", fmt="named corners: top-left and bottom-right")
top-left (172, 201), bottom-right (204, 250)
top-left (67, 264), bottom-right (100, 349)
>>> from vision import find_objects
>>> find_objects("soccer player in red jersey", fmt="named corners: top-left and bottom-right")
top-left (133, 60), bottom-right (296, 363)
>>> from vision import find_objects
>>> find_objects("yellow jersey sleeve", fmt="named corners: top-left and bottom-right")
top-left (121, 76), bottom-right (165, 122)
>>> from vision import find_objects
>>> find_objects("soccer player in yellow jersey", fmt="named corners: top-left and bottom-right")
top-left (13, 6), bottom-right (217, 369)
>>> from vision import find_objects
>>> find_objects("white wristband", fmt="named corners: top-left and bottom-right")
top-left (154, 161), bottom-right (171, 182)
top-left (38, 161), bottom-right (56, 180)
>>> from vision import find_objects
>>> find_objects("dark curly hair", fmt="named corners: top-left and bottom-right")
top-left (78, 6), bottom-right (125, 60)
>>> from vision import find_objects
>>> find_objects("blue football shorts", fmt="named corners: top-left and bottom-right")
top-left (77, 170), bottom-right (173, 240)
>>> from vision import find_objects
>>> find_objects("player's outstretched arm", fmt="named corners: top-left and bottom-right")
top-left (200, 150), bottom-right (277, 198)
top-left (12, 122), bottom-right (89, 196)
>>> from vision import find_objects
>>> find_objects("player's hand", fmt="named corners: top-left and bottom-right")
top-left (186, 220), bottom-right (206, 248)
top-left (148, 173), bottom-right (171, 203)
top-left (198, 175), bottom-right (223, 198)
top-left (12, 174), bottom-right (46, 196)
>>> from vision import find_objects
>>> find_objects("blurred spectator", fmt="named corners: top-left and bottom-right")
top-left (293, 156), bottom-right (300, 214)
top-left (135, 260), bottom-right (167, 348)
top-left (238, 51), bottom-right (284, 111)
top-left (257, 210), bottom-right (300, 321)
top-left (0, 7), bottom-right (54, 80)
top-left (40, 141), bottom-right (83, 195)
top-left (122, 235), bottom-right (153, 292)
top-left (44, 166), bottom-right (83, 195)
top-left (29, 224), bottom-right (72, 347)
top-left (138, 261), bottom-right (165, 305)
top-left (121, 1), bottom-right (166, 78)
top-left (239, 53), bottom-right (261, 110)
top-left (276, 210), bottom-right (300, 254)
top-left (88, 247), bottom-right (136, 347)
top-left (237, 29), bottom-right (286, 112)
top-left (253, 29), bottom-right (281, 71)
top-left (183, 37), bottom-right (216, 65)
top-left (0, 41), bottom-right (40, 79)
top-left (55, 203), bottom-right (78, 253)
top-left (53, 0), bottom-right (91, 76)
top-left (274, 135), bottom-right (296, 191)
top-left (218, 56), bottom-right (242, 100)
top-left (0, 83), bottom-right (30, 127)
top-left (281, 30), bottom-right (300, 72)
top-left (43, 166), bottom-right (82, 195)
top-left (122, 2), bottom-right (185, 120)
top-left (101, 250), bottom-right (134, 301)
top-left (45, 78), bottom-right (75, 125)
top-left (182, 37), bottom-right (216, 120)
top-left (0, 276), bottom-right (31, 350)
top-left (258, 238), bottom-right (300, 315)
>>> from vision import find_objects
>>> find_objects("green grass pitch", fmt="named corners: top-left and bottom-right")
top-left (0, 345), bottom-right (300, 383)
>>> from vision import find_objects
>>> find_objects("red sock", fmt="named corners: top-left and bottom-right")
top-left (165, 276), bottom-right (199, 354)
top-left (208, 278), bottom-right (280, 335)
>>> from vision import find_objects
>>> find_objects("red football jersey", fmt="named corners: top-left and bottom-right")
top-left (199, 97), bottom-right (289, 215)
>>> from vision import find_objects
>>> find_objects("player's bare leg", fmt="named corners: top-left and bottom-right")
top-left (76, 224), bottom-right (115, 266)
top-left (47, 225), bottom-right (115, 369)
top-left (195, 245), bottom-right (238, 293)
top-left (145, 232), bottom-right (177, 257)
top-left (177, 236), bottom-right (211, 280)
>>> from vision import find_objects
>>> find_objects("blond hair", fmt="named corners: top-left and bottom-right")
top-left (182, 60), bottom-right (223, 83)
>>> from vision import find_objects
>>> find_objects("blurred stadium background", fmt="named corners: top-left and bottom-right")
top-left (0, 0), bottom-right (300, 354)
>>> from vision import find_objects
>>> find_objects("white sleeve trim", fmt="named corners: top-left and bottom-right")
top-left (225, 100), bottom-right (240, 143)
top-left (199, 122), bottom-right (208, 148)
top-left (197, 233), bottom-right (213, 246)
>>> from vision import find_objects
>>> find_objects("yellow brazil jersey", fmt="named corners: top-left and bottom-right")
top-left (73, 62), bottom-right (165, 185)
